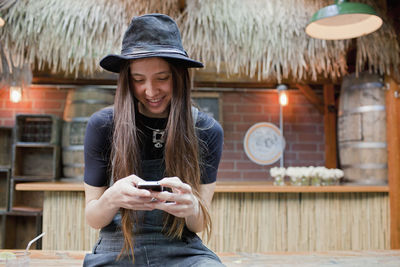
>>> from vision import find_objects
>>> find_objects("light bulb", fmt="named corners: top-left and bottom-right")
top-left (10, 86), bottom-right (22, 103)
top-left (279, 91), bottom-right (288, 106)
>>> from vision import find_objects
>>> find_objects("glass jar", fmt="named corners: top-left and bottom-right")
top-left (311, 176), bottom-right (321, 186)
top-left (273, 175), bottom-right (285, 186)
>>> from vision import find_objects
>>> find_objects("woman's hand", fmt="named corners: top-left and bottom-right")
top-left (145, 177), bottom-right (200, 218)
top-left (105, 174), bottom-right (161, 211)
top-left (84, 174), bottom-right (162, 229)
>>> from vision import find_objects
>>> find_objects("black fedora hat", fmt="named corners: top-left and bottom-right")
top-left (100, 13), bottom-right (203, 73)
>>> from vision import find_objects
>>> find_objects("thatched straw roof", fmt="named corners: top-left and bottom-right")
top-left (181, 0), bottom-right (399, 82)
top-left (0, 0), bottom-right (399, 82)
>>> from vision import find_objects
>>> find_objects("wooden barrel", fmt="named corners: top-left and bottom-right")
top-left (338, 72), bottom-right (386, 185)
top-left (62, 86), bottom-right (115, 179)
top-left (63, 86), bottom-right (115, 121)
top-left (62, 145), bottom-right (85, 179)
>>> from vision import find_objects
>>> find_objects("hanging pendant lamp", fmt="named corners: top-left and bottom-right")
top-left (305, 0), bottom-right (383, 40)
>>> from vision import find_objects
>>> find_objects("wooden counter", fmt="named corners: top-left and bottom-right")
top-left (16, 180), bottom-right (389, 193)
top-left (14, 181), bottom-right (390, 253)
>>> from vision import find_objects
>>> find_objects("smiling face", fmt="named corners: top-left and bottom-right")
top-left (129, 57), bottom-right (173, 118)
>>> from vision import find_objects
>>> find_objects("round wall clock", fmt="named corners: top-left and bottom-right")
top-left (243, 122), bottom-right (285, 165)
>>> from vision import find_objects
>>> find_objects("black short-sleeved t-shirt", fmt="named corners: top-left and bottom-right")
top-left (84, 107), bottom-right (224, 187)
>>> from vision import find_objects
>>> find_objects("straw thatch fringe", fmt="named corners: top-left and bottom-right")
top-left (1, 0), bottom-right (127, 76)
top-left (0, 0), bottom-right (16, 10)
top-left (356, 1), bottom-right (400, 77)
top-left (0, 41), bottom-right (32, 90)
top-left (0, 0), bottom-right (180, 77)
top-left (0, 0), bottom-right (398, 81)
top-left (124, 0), bottom-right (180, 19)
top-left (180, 0), bottom-right (399, 82)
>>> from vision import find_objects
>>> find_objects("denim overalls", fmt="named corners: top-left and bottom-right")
top-left (83, 159), bottom-right (224, 267)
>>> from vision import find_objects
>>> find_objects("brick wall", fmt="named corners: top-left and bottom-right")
top-left (0, 86), bottom-right (325, 182)
top-left (0, 86), bottom-right (68, 126)
top-left (218, 90), bottom-right (325, 182)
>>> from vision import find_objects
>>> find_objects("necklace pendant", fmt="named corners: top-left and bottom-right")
top-left (152, 129), bottom-right (165, 148)
top-left (154, 142), bottom-right (163, 148)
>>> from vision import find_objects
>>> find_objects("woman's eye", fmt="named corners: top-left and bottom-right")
top-left (133, 79), bottom-right (144, 83)
top-left (158, 76), bottom-right (169, 81)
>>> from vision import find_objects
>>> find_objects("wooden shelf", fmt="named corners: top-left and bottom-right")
top-left (15, 180), bottom-right (389, 193)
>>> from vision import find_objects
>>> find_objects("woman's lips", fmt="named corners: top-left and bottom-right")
top-left (146, 97), bottom-right (164, 107)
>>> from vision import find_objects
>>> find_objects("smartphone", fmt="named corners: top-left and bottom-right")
top-left (137, 181), bottom-right (163, 192)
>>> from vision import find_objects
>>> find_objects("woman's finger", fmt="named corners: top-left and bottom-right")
top-left (159, 177), bottom-right (192, 193)
top-left (114, 176), bottom-right (152, 197)
top-left (151, 191), bottom-right (191, 204)
top-left (147, 202), bottom-right (193, 218)
top-left (119, 194), bottom-right (162, 210)
top-left (119, 185), bottom-right (152, 198)
top-left (121, 203), bottom-right (155, 211)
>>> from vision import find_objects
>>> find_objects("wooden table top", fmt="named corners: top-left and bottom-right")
top-left (220, 250), bottom-right (400, 266)
top-left (0, 250), bottom-right (87, 267)
top-left (1, 250), bottom-right (399, 267)
top-left (15, 180), bottom-right (389, 193)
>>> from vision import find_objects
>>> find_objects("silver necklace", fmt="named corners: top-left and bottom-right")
top-left (143, 125), bottom-right (166, 148)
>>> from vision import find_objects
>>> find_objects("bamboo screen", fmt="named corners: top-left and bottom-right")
top-left (42, 192), bottom-right (98, 251)
top-left (208, 192), bottom-right (389, 252)
top-left (42, 191), bottom-right (389, 252)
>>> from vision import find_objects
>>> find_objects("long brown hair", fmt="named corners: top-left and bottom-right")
top-left (111, 59), bottom-right (212, 260)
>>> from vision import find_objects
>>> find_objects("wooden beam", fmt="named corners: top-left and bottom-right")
top-left (323, 84), bottom-right (337, 168)
top-left (295, 84), bottom-right (324, 114)
top-left (385, 76), bottom-right (400, 249)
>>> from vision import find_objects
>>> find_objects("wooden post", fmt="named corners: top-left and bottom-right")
top-left (323, 84), bottom-right (337, 168)
top-left (385, 76), bottom-right (400, 249)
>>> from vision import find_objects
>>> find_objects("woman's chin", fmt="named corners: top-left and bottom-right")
top-left (143, 107), bottom-right (169, 118)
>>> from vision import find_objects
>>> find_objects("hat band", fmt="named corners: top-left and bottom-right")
top-left (122, 47), bottom-right (188, 58)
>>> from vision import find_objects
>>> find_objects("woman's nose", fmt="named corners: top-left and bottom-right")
top-left (144, 82), bottom-right (158, 97)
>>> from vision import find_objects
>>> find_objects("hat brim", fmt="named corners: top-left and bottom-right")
top-left (100, 53), bottom-right (204, 73)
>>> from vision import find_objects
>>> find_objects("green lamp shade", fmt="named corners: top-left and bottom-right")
top-left (305, 1), bottom-right (383, 40)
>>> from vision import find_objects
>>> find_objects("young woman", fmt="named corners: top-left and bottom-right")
top-left (83, 14), bottom-right (224, 266)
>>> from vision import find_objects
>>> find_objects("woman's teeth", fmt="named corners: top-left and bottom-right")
top-left (148, 98), bottom-right (162, 103)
